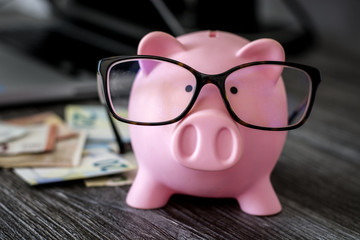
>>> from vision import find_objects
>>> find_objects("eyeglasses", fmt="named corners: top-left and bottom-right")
top-left (97, 55), bottom-right (321, 131)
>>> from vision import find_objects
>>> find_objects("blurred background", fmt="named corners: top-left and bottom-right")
top-left (0, 0), bottom-right (359, 107)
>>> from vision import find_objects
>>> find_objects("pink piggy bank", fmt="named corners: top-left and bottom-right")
top-left (124, 30), bottom-right (296, 216)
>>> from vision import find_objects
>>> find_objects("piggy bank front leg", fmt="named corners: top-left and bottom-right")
top-left (126, 169), bottom-right (174, 209)
top-left (237, 177), bottom-right (281, 216)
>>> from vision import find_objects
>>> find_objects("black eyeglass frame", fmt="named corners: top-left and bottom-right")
top-left (98, 55), bottom-right (321, 131)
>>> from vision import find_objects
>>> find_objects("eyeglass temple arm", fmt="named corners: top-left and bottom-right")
top-left (288, 100), bottom-right (307, 125)
top-left (105, 107), bottom-right (127, 154)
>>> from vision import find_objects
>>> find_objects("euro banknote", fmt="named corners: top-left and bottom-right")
top-left (0, 124), bottom-right (57, 155)
top-left (65, 104), bottom-right (130, 142)
top-left (0, 131), bottom-right (86, 168)
top-left (6, 112), bottom-right (77, 140)
top-left (0, 123), bottom-right (27, 143)
top-left (14, 148), bottom-right (136, 185)
top-left (84, 169), bottom-right (137, 187)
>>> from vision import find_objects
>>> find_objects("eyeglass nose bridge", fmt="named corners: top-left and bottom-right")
top-left (199, 72), bottom-right (227, 86)
top-left (193, 72), bottom-right (235, 116)
top-left (196, 73), bottom-right (229, 102)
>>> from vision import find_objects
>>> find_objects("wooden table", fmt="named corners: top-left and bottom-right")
top-left (1, 43), bottom-right (359, 239)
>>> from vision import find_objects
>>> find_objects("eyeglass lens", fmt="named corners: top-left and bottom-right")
top-left (107, 59), bottom-right (311, 128)
top-left (108, 59), bottom-right (196, 123)
top-left (225, 64), bottom-right (310, 128)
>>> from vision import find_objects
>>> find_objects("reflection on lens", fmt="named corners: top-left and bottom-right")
top-left (107, 59), bottom-right (196, 123)
top-left (225, 64), bottom-right (310, 128)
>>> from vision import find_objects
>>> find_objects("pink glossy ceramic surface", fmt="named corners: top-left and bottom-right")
top-left (126, 30), bottom-right (287, 216)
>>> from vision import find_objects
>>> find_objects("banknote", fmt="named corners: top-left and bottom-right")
top-left (65, 105), bottom-right (130, 142)
top-left (0, 131), bottom-right (86, 168)
top-left (14, 148), bottom-right (137, 185)
top-left (84, 169), bottom-right (137, 187)
top-left (0, 124), bottom-right (57, 155)
top-left (0, 123), bottom-right (27, 144)
top-left (6, 112), bottom-right (77, 140)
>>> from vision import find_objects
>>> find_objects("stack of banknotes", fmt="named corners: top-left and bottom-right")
top-left (0, 105), bottom-right (137, 187)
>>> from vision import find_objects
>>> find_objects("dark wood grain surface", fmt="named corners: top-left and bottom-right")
top-left (1, 43), bottom-right (359, 239)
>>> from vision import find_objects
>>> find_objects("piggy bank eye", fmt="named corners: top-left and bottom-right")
top-left (185, 85), bottom-right (193, 92)
top-left (230, 86), bottom-right (238, 94)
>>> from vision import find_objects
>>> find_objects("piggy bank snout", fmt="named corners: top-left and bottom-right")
top-left (171, 110), bottom-right (243, 171)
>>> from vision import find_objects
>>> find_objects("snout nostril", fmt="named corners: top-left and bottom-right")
top-left (178, 125), bottom-right (197, 159)
top-left (215, 128), bottom-right (233, 161)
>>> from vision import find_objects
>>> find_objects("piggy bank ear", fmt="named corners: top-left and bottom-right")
top-left (138, 31), bottom-right (185, 74)
top-left (236, 39), bottom-right (285, 83)
top-left (236, 38), bottom-right (285, 62)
